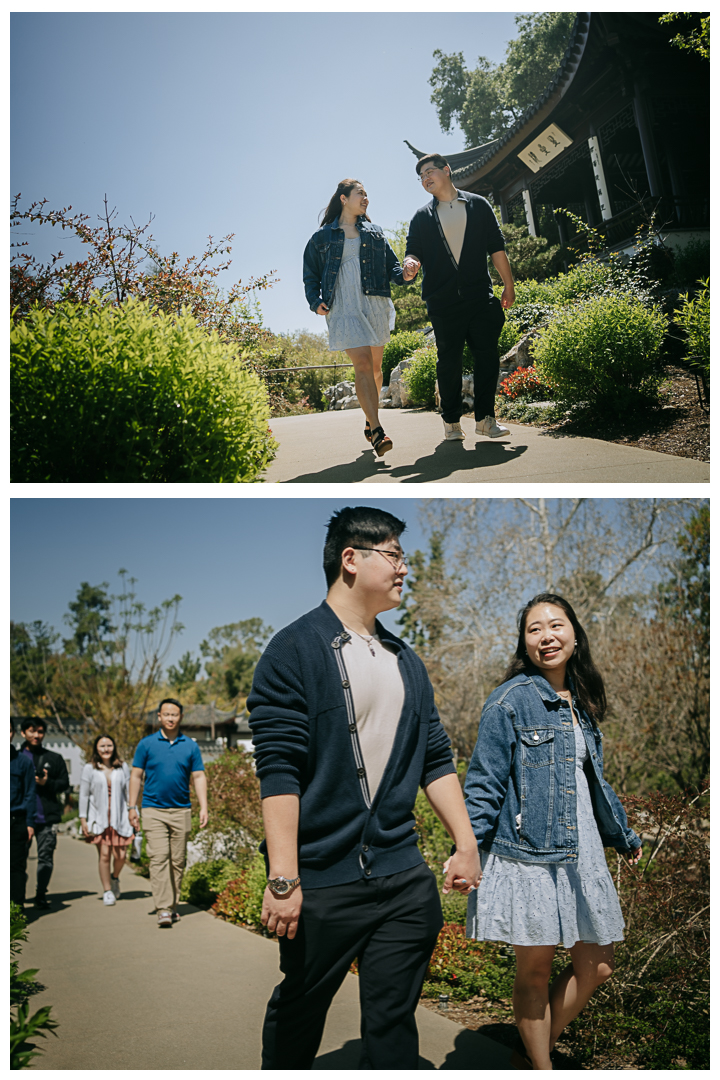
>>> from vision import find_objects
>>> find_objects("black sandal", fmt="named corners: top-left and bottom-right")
top-left (371, 426), bottom-right (393, 457)
top-left (364, 420), bottom-right (372, 443)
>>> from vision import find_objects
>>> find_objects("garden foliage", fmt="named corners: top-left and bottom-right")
top-left (180, 858), bottom-right (244, 908)
top-left (381, 329), bottom-right (427, 386)
top-left (189, 748), bottom-right (264, 866)
top-left (532, 295), bottom-right (668, 414)
top-left (11, 295), bottom-right (277, 483)
top-left (498, 366), bottom-right (551, 403)
top-left (10, 904), bottom-right (58, 1069)
top-left (213, 852), bottom-right (268, 928)
top-left (404, 345), bottom-right (440, 409)
top-left (673, 278), bottom-right (709, 383)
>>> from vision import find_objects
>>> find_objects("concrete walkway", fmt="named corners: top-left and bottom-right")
top-left (264, 408), bottom-right (709, 484)
top-left (21, 836), bottom-right (513, 1070)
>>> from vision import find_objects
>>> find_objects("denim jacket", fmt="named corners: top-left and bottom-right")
top-left (302, 216), bottom-right (408, 313)
top-left (464, 671), bottom-right (641, 864)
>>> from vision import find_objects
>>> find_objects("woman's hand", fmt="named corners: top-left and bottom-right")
top-left (128, 808), bottom-right (140, 831)
top-left (402, 257), bottom-right (420, 281)
top-left (315, 302), bottom-right (329, 316)
top-left (626, 846), bottom-right (643, 866)
top-left (442, 851), bottom-right (482, 895)
top-left (80, 818), bottom-right (91, 839)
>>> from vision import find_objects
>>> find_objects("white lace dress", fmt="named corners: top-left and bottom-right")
top-left (466, 724), bottom-right (626, 948)
top-left (326, 236), bottom-right (395, 351)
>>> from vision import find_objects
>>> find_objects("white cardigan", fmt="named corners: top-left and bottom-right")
top-left (79, 762), bottom-right (133, 838)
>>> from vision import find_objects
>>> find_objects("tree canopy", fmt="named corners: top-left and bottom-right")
top-left (429, 12), bottom-right (576, 146)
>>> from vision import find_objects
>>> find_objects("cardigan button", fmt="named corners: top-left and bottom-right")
top-left (362, 845), bottom-right (369, 852)
top-left (357, 768), bottom-right (366, 778)
top-left (365, 868), bottom-right (372, 875)
top-left (341, 679), bottom-right (350, 688)
top-left (348, 724), bottom-right (357, 733)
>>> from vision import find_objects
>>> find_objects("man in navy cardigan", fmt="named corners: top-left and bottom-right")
top-left (249, 506), bottom-right (481, 1070)
top-left (404, 153), bottom-right (516, 443)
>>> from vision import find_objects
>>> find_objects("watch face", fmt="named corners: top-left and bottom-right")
top-left (270, 878), bottom-right (290, 895)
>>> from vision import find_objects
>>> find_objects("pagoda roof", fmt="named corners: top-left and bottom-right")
top-left (405, 11), bottom-right (591, 185)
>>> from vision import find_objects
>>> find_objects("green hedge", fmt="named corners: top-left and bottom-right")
top-left (404, 345), bottom-right (439, 409)
top-left (674, 278), bottom-right (709, 383)
top-left (180, 858), bottom-right (244, 908)
top-left (382, 329), bottom-right (427, 386)
top-left (11, 295), bottom-right (277, 482)
top-left (533, 295), bottom-right (667, 414)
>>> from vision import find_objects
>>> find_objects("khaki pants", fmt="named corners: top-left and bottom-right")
top-left (142, 807), bottom-right (192, 913)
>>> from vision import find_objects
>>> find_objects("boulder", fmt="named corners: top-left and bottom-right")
top-left (389, 358), bottom-right (414, 408)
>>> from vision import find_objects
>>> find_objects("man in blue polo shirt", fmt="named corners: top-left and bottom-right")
top-left (128, 699), bottom-right (208, 927)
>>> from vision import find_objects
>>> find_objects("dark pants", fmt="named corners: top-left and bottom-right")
top-left (34, 822), bottom-right (58, 899)
top-left (10, 812), bottom-right (30, 905)
top-left (431, 295), bottom-right (505, 423)
top-left (261, 862), bottom-right (443, 1070)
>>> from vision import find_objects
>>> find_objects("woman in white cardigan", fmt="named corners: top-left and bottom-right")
top-left (79, 735), bottom-right (134, 906)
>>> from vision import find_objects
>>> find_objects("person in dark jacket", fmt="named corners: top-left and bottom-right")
top-left (404, 153), bottom-right (516, 442)
top-left (19, 718), bottom-right (70, 908)
top-left (10, 721), bottom-right (36, 906)
top-left (303, 179), bottom-right (416, 457)
top-left (248, 506), bottom-right (480, 1070)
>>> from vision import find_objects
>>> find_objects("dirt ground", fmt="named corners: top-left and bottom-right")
top-left (539, 365), bottom-right (709, 462)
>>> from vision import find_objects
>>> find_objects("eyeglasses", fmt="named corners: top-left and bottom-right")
top-left (418, 167), bottom-right (441, 183)
top-left (353, 547), bottom-right (411, 570)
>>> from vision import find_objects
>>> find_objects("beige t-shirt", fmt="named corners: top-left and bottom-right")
top-left (341, 628), bottom-right (406, 803)
top-left (436, 193), bottom-right (468, 265)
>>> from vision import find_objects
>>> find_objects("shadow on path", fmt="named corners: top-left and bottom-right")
top-left (283, 440), bottom-right (528, 484)
top-left (313, 1039), bottom-right (436, 1069)
top-left (24, 890), bottom-right (95, 924)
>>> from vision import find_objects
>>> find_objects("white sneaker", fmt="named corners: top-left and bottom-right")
top-left (475, 416), bottom-right (509, 438)
top-left (443, 421), bottom-right (465, 441)
top-left (103, 890), bottom-right (116, 906)
top-left (110, 877), bottom-right (121, 899)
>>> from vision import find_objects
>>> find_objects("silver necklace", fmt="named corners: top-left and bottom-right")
top-left (343, 624), bottom-right (377, 657)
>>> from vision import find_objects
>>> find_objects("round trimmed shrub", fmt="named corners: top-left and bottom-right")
top-left (532, 295), bottom-right (668, 414)
top-left (11, 295), bottom-right (277, 482)
top-left (382, 328), bottom-right (427, 386)
top-left (404, 345), bottom-right (439, 408)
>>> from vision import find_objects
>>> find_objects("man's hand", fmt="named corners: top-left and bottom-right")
top-left (315, 302), bottom-right (330, 315)
top-left (35, 767), bottom-right (49, 787)
top-left (27, 827), bottom-right (34, 842)
top-left (199, 807), bottom-right (209, 828)
top-left (403, 256), bottom-right (420, 281)
top-left (500, 282), bottom-right (515, 309)
top-left (442, 849), bottom-right (481, 895)
top-left (261, 885), bottom-right (303, 939)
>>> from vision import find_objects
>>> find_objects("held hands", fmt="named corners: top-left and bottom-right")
top-left (35, 768), bottom-right (49, 787)
top-left (315, 303), bottom-right (330, 316)
top-left (626, 846), bottom-right (643, 866)
top-left (261, 884), bottom-right (303, 940)
top-left (402, 256), bottom-right (420, 281)
top-left (442, 849), bottom-right (482, 895)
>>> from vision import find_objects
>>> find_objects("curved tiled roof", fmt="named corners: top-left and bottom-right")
top-left (407, 12), bottom-right (591, 182)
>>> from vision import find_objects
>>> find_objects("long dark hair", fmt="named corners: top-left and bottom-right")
top-left (91, 734), bottom-right (123, 769)
top-left (319, 178), bottom-right (371, 226)
top-left (504, 593), bottom-right (607, 721)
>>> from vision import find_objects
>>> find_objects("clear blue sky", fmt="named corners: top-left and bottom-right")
top-left (11, 497), bottom-right (427, 670)
top-left (11, 10), bottom-right (523, 336)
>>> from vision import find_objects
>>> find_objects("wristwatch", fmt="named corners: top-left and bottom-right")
top-left (128, 806), bottom-right (138, 811)
top-left (267, 875), bottom-right (301, 897)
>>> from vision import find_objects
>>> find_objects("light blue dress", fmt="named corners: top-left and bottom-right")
top-left (466, 724), bottom-right (625, 948)
top-left (326, 236), bottom-right (395, 351)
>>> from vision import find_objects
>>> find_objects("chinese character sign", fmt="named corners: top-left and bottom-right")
top-left (517, 124), bottom-right (573, 173)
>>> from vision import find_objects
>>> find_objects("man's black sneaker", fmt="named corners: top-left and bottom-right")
top-left (34, 896), bottom-right (51, 909)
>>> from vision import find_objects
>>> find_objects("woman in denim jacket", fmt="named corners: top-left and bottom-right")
top-left (303, 179), bottom-right (414, 457)
top-left (461, 593), bottom-right (642, 1069)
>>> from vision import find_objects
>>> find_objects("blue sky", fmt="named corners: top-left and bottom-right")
top-left (11, 10), bottom-right (523, 336)
top-left (10, 498), bottom-right (426, 669)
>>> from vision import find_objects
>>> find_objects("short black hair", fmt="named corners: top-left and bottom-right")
top-left (323, 506), bottom-right (407, 588)
top-left (157, 697), bottom-right (183, 715)
top-left (416, 152), bottom-right (451, 176)
top-left (21, 717), bottom-right (47, 732)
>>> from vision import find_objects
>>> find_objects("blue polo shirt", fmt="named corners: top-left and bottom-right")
top-left (132, 731), bottom-right (204, 809)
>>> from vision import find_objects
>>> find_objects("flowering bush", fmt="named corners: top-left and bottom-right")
top-left (213, 851), bottom-right (267, 928)
top-left (498, 365), bottom-right (551, 402)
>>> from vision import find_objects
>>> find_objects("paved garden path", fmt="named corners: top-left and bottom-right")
top-left (22, 836), bottom-right (513, 1070)
top-left (264, 408), bottom-right (709, 484)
